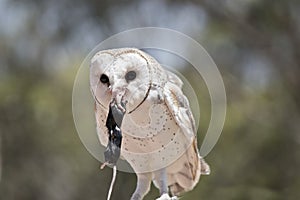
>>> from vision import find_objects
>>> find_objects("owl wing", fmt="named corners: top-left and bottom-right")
top-left (95, 103), bottom-right (109, 147)
top-left (161, 72), bottom-right (210, 196)
top-left (163, 71), bottom-right (196, 139)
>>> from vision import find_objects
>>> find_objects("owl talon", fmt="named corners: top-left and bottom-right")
top-left (156, 193), bottom-right (178, 200)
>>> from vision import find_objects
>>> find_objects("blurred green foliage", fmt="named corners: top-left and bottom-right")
top-left (1, 0), bottom-right (300, 200)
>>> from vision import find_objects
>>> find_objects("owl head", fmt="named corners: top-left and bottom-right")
top-left (90, 48), bottom-right (166, 112)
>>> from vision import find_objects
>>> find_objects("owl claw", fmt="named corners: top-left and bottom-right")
top-left (156, 194), bottom-right (178, 200)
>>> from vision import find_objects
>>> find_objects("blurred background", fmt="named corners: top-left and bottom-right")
top-left (1, 0), bottom-right (300, 199)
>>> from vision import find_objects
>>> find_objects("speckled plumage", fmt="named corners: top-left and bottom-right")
top-left (90, 48), bottom-right (210, 200)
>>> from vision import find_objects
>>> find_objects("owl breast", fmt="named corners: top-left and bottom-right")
top-left (120, 88), bottom-right (191, 173)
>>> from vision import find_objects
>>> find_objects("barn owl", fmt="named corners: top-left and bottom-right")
top-left (90, 48), bottom-right (210, 200)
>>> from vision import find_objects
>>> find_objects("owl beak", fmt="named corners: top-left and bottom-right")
top-left (111, 83), bottom-right (127, 113)
top-left (110, 91), bottom-right (127, 114)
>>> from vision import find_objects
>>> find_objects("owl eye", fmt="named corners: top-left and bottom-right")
top-left (125, 71), bottom-right (136, 82)
top-left (100, 74), bottom-right (109, 84)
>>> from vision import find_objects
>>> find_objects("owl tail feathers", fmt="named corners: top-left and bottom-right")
top-left (167, 145), bottom-right (210, 196)
top-left (200, 157), bottom-right (210, 175)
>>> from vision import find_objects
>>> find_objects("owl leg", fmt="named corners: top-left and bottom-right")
top-left (154, 168), bottom-right (168, 195)
top-left (130, 172), bottom-right (152, 200)
top-left (153, 169), bottom-right (178, 200)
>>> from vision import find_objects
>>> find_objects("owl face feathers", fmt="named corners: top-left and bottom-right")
top-left (90, 48), bottom-right (167, 113)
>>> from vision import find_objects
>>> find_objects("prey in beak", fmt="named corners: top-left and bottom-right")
top-left (101, 99), bottom-right (126, 169)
